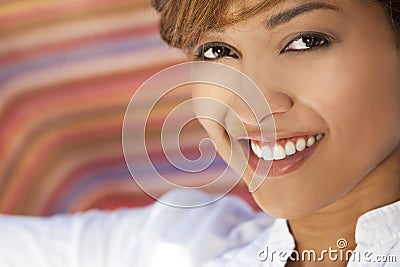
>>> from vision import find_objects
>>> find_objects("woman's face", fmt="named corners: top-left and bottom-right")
top-left (191, 0), bottom-right (400, 218)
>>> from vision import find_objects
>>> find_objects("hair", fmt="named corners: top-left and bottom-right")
top-left (151, 0), bottom-right (400, 50)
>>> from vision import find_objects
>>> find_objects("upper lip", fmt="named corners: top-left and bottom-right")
top-left (237, 131), bottom-right (324, 143)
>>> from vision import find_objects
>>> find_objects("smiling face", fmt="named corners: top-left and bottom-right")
top-left (188, 0), bottom-right (400, 219)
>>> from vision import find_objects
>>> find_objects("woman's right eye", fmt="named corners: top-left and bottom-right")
top-left (195, 44), bottom-right (238, 61)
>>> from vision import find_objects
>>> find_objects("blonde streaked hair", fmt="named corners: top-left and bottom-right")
top-left (151, 0), bottom-right (400, 50)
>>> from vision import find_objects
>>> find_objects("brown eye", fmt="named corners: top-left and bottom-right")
top-left (195, 43), bottom-right (238, 60)
top-left (282, 32), bottom-right (331, 53)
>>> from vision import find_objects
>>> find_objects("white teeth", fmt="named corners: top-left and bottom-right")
top-left (250, 134), bottom-right (323, 161)
top-left (262, 145), bottom-right (273, 160)
top-left (257, 144), bottom-right (263, 158)
top-left (285, 141), bottom-right (296, 156)
top-left (296, 138), bottom-right (307, 152)
top-left (307, 136), bottom-right (316, 147)
top-left (251, 141), bottom-right (262, 158)
top-left (273, 144), bottom-right (286, 160)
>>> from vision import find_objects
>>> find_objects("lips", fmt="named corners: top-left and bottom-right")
top-left (244, 133), bottom-right (325, 177)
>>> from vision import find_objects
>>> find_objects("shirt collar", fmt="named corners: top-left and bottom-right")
top-left (355, 199), bottom-right (400, 247)
top-left (267, 218), bottom-right (295, 251)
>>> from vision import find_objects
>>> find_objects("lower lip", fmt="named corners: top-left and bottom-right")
top-left (247, 140), bottom-right (322, 177)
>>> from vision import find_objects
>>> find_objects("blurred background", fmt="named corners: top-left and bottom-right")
top-left (0, 0), bottom-right (254, 216)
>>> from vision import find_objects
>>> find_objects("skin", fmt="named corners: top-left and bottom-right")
top-left (188, 0), bottom-right (400, 266)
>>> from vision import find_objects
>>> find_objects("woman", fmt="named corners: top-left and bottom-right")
top-left (150, 0), bottom-right (400, 266)
top-left (0, 0), bottom-right (399, 266)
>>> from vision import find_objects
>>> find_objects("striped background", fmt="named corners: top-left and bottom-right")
top-left (0, 0), bottom-right (254, 215)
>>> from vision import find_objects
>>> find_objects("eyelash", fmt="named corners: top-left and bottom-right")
top-left (281, 32), bottom-right (332, 54)
top-left (194, 42), bottom-right (239, 61)
top-left (194, 32), bottom-right (332, 61)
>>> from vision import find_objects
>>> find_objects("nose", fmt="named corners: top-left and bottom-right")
top-left (230, 65), bottom-right (294, 126)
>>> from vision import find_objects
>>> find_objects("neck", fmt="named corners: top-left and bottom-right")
top-left (287, 146), bottom-right (400, 267)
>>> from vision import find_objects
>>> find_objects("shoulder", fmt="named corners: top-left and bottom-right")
top-left (145, 189), bottom-right (272, 236)
top-left (148, 189), bottom-right (257, 226)
top-left (0, 189), bottom-right (276, 267)
top-left (131, 189), bottom-right (275, 266)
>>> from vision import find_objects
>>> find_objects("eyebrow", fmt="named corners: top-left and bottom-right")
top-left (265, 2), bottom-right (341, 29)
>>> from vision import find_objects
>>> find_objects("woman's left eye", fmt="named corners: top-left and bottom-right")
top-left (282, 33), bottom-right (331, 53)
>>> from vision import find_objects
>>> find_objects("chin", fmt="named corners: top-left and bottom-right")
top-left (257, 201), bottom-right (314, 220)
top-left (251, 187), bottom-right (336, 220)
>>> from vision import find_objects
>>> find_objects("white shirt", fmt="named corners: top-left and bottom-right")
top-left (0, 189), bottom-right (398, 267)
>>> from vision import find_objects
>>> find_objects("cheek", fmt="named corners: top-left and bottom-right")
top-left (311, 42), bottom-right (400, 189)
top-left (252, 36), bottom-right (400, 219)
top-left (191, 85), bottom-right (234, 164)
top-left (321, 43), bottom-right (400, 162)
top-left (192, 84), bottom-right (266, 186)
top-left (284, 29), bottom-right (400, 164)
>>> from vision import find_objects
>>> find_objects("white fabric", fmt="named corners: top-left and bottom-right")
top-left (0, 189), bottom-right (398, 267)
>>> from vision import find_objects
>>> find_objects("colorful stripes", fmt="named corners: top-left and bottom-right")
top-left (0, 0), bottom-right (255, 215)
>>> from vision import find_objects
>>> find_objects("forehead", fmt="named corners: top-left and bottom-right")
top-left (206, 0), bottom-right (378, 35)
top-left (229, 0), bottom-right (344, 11)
